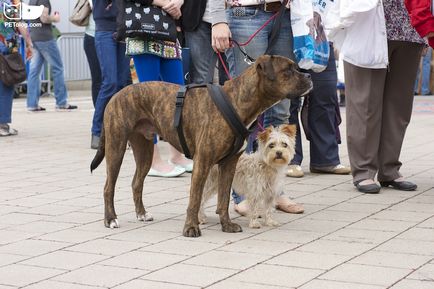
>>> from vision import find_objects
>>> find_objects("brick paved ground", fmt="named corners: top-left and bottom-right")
top-left (0, 93), bottom-right (433, 289)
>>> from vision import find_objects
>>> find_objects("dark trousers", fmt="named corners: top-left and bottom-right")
top-left (345, 41), bottom-right (423, 183)
top-left (290, 44), bottom-right (341, 167)
top-left (84, 33), bottom-right (102, 107)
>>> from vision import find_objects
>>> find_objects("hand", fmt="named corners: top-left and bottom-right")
top-left (25, 45), bottom-right (33, 60)
top-left (163, 0), bottom-right (183, 19)
top-left (162, 0), bottom-right (184, 11)
top-left (426, 32), bottom-right (434, 38)
top-left (52, 12), bottom-right (60, 23)
top-left (211, 23), bottom-right (231, 52)
top-left (165, 7), bottom-right (182, 19)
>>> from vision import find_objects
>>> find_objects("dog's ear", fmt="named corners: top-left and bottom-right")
top-left (257, 126), bottom-right (273, 144)
top-left (280, 124), bottom-right (297, 138)
top-left (256, 55), bottom-right (276, 81)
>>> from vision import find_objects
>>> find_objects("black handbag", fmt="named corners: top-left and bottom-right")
top-left (117, 0), bottom-right (177, 42)
top-left (0, 52), bottom-right (26, 87)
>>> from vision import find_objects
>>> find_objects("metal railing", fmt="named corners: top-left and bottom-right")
top-left (57, 33), bottom-right (91, 81)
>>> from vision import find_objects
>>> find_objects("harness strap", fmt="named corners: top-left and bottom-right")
top-left (207, 84), bottom-right (256, 163)
top-left (174, 86), bottom-right (191, 159)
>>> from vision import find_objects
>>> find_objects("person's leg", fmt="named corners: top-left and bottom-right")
top-left (420, 47), bottom-right (432, 95)
top-left (344, 61), bottom-right (387, 185)
top-left (0, 80), bottom-right (16, 136)
top-left (308, 47), bottom-right (341, 168)
top-left (116, 41), bottom-right (130, 91)
top-left (84, 34), bottom-right (102, 106)
top-left (377, 41), bottom-right (423, 183)
top-left (26, 43), bottom-right (45, 109)
top-left (92, 31), bottom-right (120, 137)
top-left (161, 57), bottom-right (193, 171)
top-left (133, 54), bottom-right (185, 176)
top-left (37, 39), bottom-right (68, 108)
top-left (184, 21), bottom-right (218, 84)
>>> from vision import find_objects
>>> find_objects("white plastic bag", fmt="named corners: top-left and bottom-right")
top-left (292, 0), bottom-right (332, 72)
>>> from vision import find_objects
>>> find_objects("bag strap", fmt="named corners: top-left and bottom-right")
top-left (265, 0), bottom-right (289, 55)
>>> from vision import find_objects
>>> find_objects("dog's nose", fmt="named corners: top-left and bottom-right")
top-left (276, 151), bottom-right (283, 158)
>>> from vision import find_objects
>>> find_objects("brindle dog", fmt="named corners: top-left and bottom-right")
top-left (90, 55), bottom-right (312, 237)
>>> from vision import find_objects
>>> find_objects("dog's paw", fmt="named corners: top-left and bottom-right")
top-left (222, 221), bottom-right (243, 233)
top-left (265, 219), bottom-right (280, 227)
top-left (249, 219), bottom-right (261, 229)
top-left (137, 212), bottom-right (153, 222)
top-left (183, 224), bottom-right (201, 237)
top-left (104, 219), bottom-right (120, 229)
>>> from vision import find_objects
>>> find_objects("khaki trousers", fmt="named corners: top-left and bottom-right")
top-left (344, 40), bottom-right (423, 183)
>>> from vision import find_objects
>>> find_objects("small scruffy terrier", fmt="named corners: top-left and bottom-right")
top-left (200, 124), bottom-right (297, 228)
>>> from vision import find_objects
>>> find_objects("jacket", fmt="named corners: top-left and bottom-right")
top-left (405, 0), bottom-right (434, 47)
top-left (328, 0), bottom-right (389, 69)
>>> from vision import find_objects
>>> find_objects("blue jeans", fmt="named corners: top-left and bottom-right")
top-left (414, 47), bottom-right (432, 95)
top-left (291, 45), bottom-right (341, 167)
top-left (225, 7), bottom-right (294, 128)
top-left (84, 34), bottom-right (102, 107)
top-left (0, 42), bottom-right (14, 124)
top-left (226, 7), bottom-right (294, 204)
top-left (91, 31), bottom-right (130, 137)
top-left (184, 21), bottom-right (218, 84)
top-left (27, 39), bottom-right (68, 109)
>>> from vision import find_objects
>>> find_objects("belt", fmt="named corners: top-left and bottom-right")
top-left (249, 2), bottom-right (283, 13)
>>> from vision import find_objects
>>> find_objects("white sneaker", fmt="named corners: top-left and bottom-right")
top-left (147, 166), bottom-right (186, 178)
top-left (286, 165), bottom-right (304, 178)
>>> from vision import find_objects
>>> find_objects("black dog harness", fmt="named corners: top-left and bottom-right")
top-left (174, 84), bottom-right (256, 163)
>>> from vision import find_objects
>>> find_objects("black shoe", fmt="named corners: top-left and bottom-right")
top-left (379, 180), bottom-right (417, 191)
top-left (56, 104), bottom-right (78, 111)
top-left (354, 180), bottom-right (381, 194)
top-left (91, 135), bottom-right (100, 149)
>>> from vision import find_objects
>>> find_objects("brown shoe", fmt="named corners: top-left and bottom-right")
top-left (275, 196), bottom-right (304, 214)
top-left (310, 164), bottom-right (351, 175)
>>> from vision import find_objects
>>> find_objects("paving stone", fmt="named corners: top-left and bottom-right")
top-left (53, 264), bottom-right (145, 287)
top-left (139, 239), bottom-right (220, 256)
top-left (406, 263), bottom-right (434, 281)
top-left (350, 251), bottom-right (433, 269)
top-left (389, 279), bottom-right (434, 289)
top-left (66, 238), bottom-right (145, 256)
top-left (265, 251), bottom-right (351, 270)
top-left (113, 279), bottom-right (200, 289)
top-left (100, 250), bottom-right (187, 271)
top-left (0, 264), bottom-right (65, 287)
top-left (251, 229), bottom-right (324, 244)
top-left (296, 239), bottom-right (375, 256)
top-left (376, 238), bottom-right (434, 256)
top-left (320, 263), bottom-right (412, 286)
top-left (183, 250), bottom-right (268, 270)
top-left (142, 263), bottom-right (237, 287)
top-left (208, 280), bottom-right (291, 289)
top-left (36, 229), bottom-right (109, 244)
top-left (22, 280), bottom-right (104, 289)
top-left (20, 250), bottom-right (109, 270)
top-left (299, 279), bottom-right (384, 289)
top-left (231, 264), bottom-right (323, 288)
top-left (218, 238), bottom-right (300, 256)
top-left (1, 95), bottom-right (433, 288)
top-left (324, 228), bottom-right (397, 244)
top-left (0, 239), bottom-right (69, 256)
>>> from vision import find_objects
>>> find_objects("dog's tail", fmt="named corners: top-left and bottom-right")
top-left (90, 128), bottom-right (106, 173)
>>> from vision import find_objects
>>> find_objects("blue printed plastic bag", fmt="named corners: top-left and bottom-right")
top-left (291, 0), bottom-right (331, 73)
